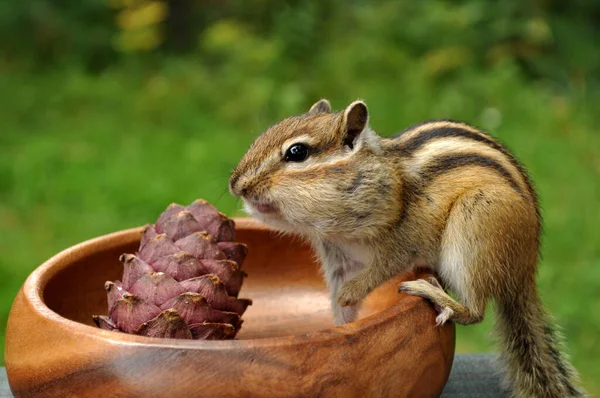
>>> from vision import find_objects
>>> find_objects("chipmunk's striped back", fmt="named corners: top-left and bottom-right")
top-left (390, 120), bottom-right (541, 225)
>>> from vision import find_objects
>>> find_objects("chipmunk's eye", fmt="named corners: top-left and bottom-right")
top-left (284, 143), bottom-right (309, 162)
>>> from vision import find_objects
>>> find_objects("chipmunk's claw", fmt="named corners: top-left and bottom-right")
top-left (435, 306), bottom-right (454, 326)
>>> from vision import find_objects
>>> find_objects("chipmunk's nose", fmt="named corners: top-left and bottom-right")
top-left (229, 174), bottom-right (247, 197)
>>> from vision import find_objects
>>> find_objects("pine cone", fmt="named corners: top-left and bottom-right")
top-left (93, 199), bottom-right (251, 340)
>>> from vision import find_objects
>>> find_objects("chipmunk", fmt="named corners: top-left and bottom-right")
top-left (229, 99), bottom-right (585, 398)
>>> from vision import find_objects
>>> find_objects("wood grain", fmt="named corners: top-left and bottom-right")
top-left (5, 218), bottom-right (455, 397)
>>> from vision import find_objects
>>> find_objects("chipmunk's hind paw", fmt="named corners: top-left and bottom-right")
top-left (399, 278), bottom-right (454, 325)
top-left (398, 278), bottom-right (442, 298)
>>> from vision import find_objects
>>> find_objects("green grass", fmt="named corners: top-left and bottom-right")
top-left (0, 60), bottom-right (599, 394)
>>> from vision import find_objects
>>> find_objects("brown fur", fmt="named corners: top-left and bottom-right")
top-left (229, 99), bottom-right (585, 397)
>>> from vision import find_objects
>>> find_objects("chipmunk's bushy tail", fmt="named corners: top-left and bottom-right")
top-left (495, 288), bottom-right (585, 397)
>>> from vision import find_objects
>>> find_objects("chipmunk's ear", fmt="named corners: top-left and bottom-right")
top-left (307, 99), bottom-right (332, 115)
top-left (341, 100), bottom-right (368, 149)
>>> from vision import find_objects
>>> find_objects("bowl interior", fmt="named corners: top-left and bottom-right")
top-left (42, 222), bottom-right (401, 339)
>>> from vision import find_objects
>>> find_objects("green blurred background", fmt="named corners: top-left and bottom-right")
top-left (1, 0), bottom-right (599, 393)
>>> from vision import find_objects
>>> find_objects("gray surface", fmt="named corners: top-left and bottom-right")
top-left (0, 368), bottom-right (10, 398)
top-left (441, 354), bottom-right (510, 397)
top-left (0, 354), bottom-right (510, 397)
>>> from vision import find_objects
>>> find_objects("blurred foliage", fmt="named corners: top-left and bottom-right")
top-left (0, 0), bottom-right (599, 394)
top-left (1, 0), bottom-right (600, 90)
top-left (111, 0), bottom-right (168, 52)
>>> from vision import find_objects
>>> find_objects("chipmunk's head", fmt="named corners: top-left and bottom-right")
top-left (230, 99), bottom-right (397, 239)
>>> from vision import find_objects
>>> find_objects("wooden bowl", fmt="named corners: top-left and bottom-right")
top-left (5, 219), bottom-right (455, 397)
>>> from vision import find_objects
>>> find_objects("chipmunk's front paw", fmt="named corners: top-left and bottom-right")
top-left (337, 280), bottom-right (368, 307)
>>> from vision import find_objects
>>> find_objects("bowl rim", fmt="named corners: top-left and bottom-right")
top-left (21, 218), bottom-right (422, 350)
